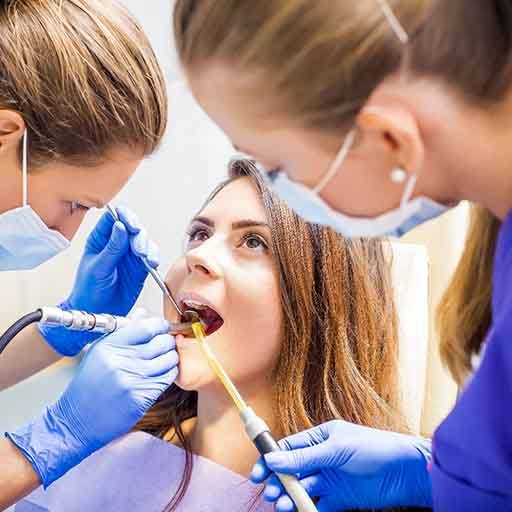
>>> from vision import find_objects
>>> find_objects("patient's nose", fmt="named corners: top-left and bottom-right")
top-left (186, 245), bottom-right (222, 279)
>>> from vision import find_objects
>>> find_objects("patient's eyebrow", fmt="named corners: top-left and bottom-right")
top-left (191, 216), bottom-right (214, 227)
top-left (232, 219), bottom-right (270, 230)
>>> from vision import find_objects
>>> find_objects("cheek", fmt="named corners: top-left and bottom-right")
top-left (220, 261), bottom-right (283, 382)
top-left (29, 196), bottom-right (65, 229)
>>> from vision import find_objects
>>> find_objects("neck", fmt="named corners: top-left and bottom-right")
top-left (190, 378), bottom-right (277, 477)
top-left (410, 80), bottom-right (512, 220)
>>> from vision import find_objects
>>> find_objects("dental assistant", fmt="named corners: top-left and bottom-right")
top-left (173, 0), bottom-right (512, 510)
top-left (0, 1), bottom-right (178, 509)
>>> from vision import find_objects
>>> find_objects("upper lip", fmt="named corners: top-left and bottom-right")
top-left (177, 291), bottom-right (222, 318)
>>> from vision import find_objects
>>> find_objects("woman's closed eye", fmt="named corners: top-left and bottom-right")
top-left (69, 201), bottom-right (90, 216)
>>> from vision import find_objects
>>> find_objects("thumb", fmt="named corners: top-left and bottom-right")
top-left (97, 221), bottom-right (129, 275)
top-left (264, 442), bottom-right (333, 475)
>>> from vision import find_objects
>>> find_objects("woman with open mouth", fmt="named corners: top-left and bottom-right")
top-left (17, 160), bottom-right (424, 512)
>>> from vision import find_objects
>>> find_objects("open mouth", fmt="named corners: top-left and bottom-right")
top-left (180, 299), bottom-right (224, 336)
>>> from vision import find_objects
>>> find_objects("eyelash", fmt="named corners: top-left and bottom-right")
top-left (240, 233), bottom-right (269, 252)
top-left (69, 202), bottom-right (90, 215)
top-left (186, 227), bottom-right (269, 252)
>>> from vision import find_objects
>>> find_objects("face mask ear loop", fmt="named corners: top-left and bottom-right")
top-left (22, 129), bottom-right (28, 207)
top-left (399, 173), bottom-right (418, 210)
top-left (375, 0), bottom-right (409, 44)
top-left (314, 130), bottom-right (356, 194)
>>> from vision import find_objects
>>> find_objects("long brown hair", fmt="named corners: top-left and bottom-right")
top-left (0, 0), bottom-right (167, 167)
top-left (137, 160), bottom-right (407, 510)
top-left (437, 206), bottom-right (501, 386)
top-left (173, 0), bottom-right (512, 387)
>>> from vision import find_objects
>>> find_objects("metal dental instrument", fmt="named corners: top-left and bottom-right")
top-left (106, 205), bottom-right (194, 335)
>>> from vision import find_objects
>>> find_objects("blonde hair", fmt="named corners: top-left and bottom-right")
top-left (174, 0), bottom-right (429, 132)
top-left (437, 206), bottom-right (500, 386)
top-left (0, 0), bottom-right (167, 166)
top-left (137, 160), bottom-right (407, 511)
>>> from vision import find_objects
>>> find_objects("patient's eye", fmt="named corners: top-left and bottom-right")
top-left (241, 233), bottom-right (269, 252)
top-left (186, 226), bottom-right (210, 244)
top-left (186, 224), bottom-right (211, 248)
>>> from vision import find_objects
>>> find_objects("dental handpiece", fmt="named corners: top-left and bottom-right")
top-left (39, 306), bottom-right (129, 334)
top-left (39, 306), bottom-right (195, 337)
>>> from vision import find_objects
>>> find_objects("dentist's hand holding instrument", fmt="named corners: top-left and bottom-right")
top-left (39, 205), bottom-right (160, 356)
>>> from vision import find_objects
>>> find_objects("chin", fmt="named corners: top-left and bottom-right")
top-left (175, 344), bottom-right (215, 391)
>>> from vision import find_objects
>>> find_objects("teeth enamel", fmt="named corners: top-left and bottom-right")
top-left (183, 299), bottom-right (207, 309)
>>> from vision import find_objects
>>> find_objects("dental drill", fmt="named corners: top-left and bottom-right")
top-left (0, 307), bottom-right (127, 355)
top-left (0, 305), bottom-right (197, 356)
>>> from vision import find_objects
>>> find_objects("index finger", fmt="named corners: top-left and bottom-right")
top-left (108, 317), bottom-right (170, 346)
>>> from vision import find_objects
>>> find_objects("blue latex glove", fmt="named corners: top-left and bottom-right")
top-left (7, 316), bottom-right (178, 488)
top-left (250, 420), bottom-right (433, 511)
top-left (39, 206), bottom-right (160, 356)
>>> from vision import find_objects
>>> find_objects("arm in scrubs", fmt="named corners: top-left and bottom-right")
top-left (430, 211), bottom-right (512, 509)
top-left (0, 207), bottom-right (179, 509)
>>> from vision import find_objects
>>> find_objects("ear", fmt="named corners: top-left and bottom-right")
top-left (356, 101), bottom-right (425, 175)
top-left (0, 110), bottom-right (25, 153)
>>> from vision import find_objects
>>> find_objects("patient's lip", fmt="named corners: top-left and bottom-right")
top-left (178, 291), bottom-right (222, 317)
top-left (178, 291), bottom-right (224, 336)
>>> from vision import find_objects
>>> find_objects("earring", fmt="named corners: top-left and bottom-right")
top-left (390, 167), bottom-right (407, 184)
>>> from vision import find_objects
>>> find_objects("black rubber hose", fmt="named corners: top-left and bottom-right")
top-left (0, 310), bottom-right (43, 355)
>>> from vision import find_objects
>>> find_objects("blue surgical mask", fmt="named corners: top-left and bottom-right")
top-left (0, 130), bottom-right (70, 271)
top-left (268, 130), bottom-right (450, 238)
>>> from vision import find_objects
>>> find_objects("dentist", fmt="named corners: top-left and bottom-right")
top-left (0, 1), bottom-right (178, 508)
top-left (173, 0), bottom-right (512, 510)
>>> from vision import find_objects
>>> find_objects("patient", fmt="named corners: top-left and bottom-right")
top-left (17, 160), bottom-right (409, 512)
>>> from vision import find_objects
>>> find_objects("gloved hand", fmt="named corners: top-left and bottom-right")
top-left (250, 420), bottom-right (432, 512)
top-left (7, 316), bottom-right (178, 488)
top-left (39, 206), bottom-right (160, 356)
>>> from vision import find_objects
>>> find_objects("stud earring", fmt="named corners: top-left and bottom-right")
top-left (390, 167), bottom-right (407, 184)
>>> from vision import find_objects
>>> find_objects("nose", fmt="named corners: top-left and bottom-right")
top-left (185, 242), bottom-right (222, 280)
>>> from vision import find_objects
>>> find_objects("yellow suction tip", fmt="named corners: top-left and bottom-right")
top-left (191, 321), bottom-right (246, 411)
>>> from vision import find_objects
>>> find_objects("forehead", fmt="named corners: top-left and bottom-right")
top-left (199, 177), bottom-right (267, 223)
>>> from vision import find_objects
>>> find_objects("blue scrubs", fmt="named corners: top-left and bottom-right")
top-left (432, 211), bottom-right (512, 510)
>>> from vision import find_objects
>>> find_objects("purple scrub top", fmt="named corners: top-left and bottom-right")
top-left (432, 210), bottom-right (512, 510)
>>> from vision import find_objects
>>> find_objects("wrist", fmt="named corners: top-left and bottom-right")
top-left (406, 437), bottom-right (433, 507)
top-left (6, 403), bottom-right (88, 488)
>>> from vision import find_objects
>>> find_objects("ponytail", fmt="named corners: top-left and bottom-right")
top-left (437, 206), bottom-right (501, 385)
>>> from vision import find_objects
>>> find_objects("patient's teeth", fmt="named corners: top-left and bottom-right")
top-left (183, 299), bottom-right (206, 309)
